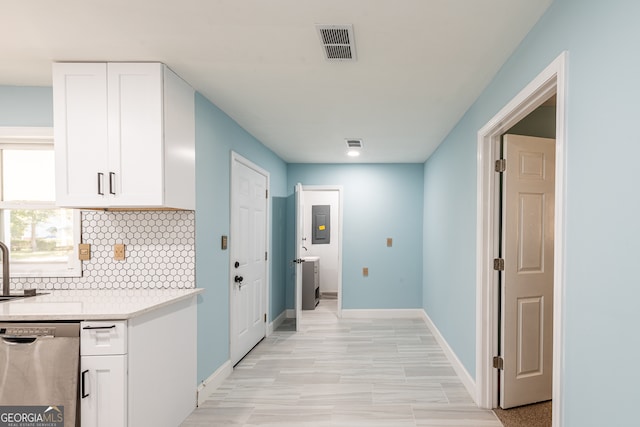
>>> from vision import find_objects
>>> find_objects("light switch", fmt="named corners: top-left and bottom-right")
top-left (79, 243), bottom-right (91, 261)
top-left (363, 267), bottom-right (369, 277)
top-left (387, 238), bottom-right (393, 247)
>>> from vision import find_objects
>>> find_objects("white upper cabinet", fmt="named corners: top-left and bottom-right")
top-left (53, 62), bottom-right (195, 209)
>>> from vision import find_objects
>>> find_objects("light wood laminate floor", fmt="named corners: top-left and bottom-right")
top-left (182, 300), bottom-right (502, 427)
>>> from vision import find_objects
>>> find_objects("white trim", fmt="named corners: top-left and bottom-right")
top-left (268, 309), bottom-right (287, 335)
top-left (196, 360), bottom-right (232, 406)
top-left (421, 309), bottom-right (476, 399)
top-left (0, 127), bottom-right (53, 142)
top-left (299, 185), bottom-right (344, 318)
top-left (475, 52), bottom-right (566, 427)
top-left (229, 151), bottom-right (271, 366)
top-left (341, 309), bottom-right (424, 319)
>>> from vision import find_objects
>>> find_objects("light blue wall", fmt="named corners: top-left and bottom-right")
top-left (288, 164), bottom-right (423, 309)
top-left (195, 93), bottom-right (287, 382)
top-left (422, 0), bottom-right (640, 425)
top-left (0, 86), bottom-right (52, 126)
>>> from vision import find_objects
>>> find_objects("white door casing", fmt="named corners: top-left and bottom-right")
top-left (294, 183), bottom-right (304, 331)
top-left (500, 135), bottom-right (555, 408)
top-left (475, 52), bottom-right (566, 427)
top-left (230, 153), bottom-right (269, 366)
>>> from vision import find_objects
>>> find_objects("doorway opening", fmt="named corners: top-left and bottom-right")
top-left (294, 185), bottom-right (343, 330)
top-left (475, 52), bottom-right (567, 427)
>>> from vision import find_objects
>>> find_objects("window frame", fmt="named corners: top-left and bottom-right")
top-left (0, 127), bottom-right (81, 278)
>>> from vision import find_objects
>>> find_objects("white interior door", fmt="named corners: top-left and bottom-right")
top-left (295, 183), bottom-right (304, 332)
top-left (500, 134), bottom-right (555, 408)
top-left (230, 156), bottom-right (268, 366)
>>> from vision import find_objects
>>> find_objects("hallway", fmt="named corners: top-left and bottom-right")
top-left (182, 301), bottom-right (501, 426)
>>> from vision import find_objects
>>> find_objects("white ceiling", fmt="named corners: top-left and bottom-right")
top-left (0, 0), bottom-right (553, 163)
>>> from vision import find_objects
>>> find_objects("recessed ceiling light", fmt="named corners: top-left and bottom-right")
top-left (347, 150), bottom-right (360, 157)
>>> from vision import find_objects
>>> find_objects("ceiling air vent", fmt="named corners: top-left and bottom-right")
top-left (316, 24), bottom-right (357, 61)
top-left (346, 139), bottom-right (362, 149)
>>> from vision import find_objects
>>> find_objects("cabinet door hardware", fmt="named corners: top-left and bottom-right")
top-left (81, 369), bottom-right (90, 398)
top-left (82, 324), bottom-right (116, 330)
top-left (97, 172), bottom-right (104, 195)
top-left (109, 172), bottom-right (116, 195)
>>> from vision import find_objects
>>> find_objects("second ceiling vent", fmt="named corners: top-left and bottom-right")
top-left (316, 24), bottom-right (357, 61)
top-left (346, 139), bottom-right (363, 149)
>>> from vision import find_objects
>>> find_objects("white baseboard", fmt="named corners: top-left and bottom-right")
top-left (286, 309), bottom-right (295, 318)
top-left (268, 310), bottom-right (287, 335)
top-left (341, 309), bottom-right (424, 319)
top-left (196, 360), bottom-right (232, 406)
top-left (420, 310), bottom-right (476, 401)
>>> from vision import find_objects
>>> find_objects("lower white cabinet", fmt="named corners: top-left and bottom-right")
top-left (79, 296), bottom-right (197, 427)
top-left (80, 354), bottom-right (127, 427)
top-left (80, 320), bottom-right (127, 427)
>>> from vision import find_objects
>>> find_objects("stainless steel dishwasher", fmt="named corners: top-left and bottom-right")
top-left (0, 322), bottom-right (80, 427)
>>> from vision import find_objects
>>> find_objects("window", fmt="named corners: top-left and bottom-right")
top-left (0, 128), bottom-right (81, 277)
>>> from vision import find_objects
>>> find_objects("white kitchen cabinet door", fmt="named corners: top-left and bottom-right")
top-left (81, 355), bottom-right (127, 427)
top-left (53, 63), bottom-right (110, 207)
top-left (107, 63), bottom-right (164, 206)
top-left (53, 62), bottom-right (195, 209)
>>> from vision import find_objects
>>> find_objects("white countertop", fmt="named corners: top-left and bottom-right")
top-left (0, 288), bottom-right (204, 321)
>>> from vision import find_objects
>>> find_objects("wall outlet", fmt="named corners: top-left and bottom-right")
top-left (363, 267), bottom-right (369, 277)
top-left (114, 244), bottom-right (126, 261)
top-left (78, 243), bottom-right (91, 261)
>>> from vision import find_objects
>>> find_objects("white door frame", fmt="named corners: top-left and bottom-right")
top-left (229, 151), bottom-right (271, 362)
top-left (298, 185), bottom-right (344, 318)
top-left (294, 183), bottom-right (304, 331)
top-left (475, 51), bottom-right (566, 427)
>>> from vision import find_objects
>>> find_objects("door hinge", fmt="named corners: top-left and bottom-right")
top-left (264, 313), bottom-right (267, 323)
top-left (493, 258), bottom-right (505, 271)
top-left (266, 189), bottom-right (268, 198)
top-left (493, 356), bottom-right (504, 370)
top-left (265, 251), bottom-right (268, 261)
top-left (495, 159), bottom-right (506, 173)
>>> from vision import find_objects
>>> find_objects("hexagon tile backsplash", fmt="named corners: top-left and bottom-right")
top-left (14, 210), bottom-right (195, 291)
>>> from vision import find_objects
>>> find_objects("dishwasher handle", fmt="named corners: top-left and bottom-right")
top-left (81, 369), bottom-right (90, 398)
top-left (2, 336), bottom-right (37, 344)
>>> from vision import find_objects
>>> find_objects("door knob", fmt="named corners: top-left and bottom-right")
top-left (234, 261), bottom-right (240, 268)
top-left (234, 275), bottom-right (244, 283)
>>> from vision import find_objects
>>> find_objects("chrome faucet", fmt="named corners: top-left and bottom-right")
top-left (0, 241), bottom-right (9, 296)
